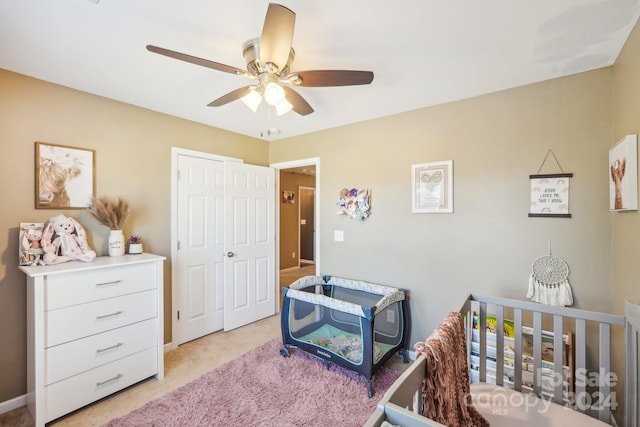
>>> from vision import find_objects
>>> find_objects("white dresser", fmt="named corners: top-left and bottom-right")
top-left (20, 254), bottom-right (165, 426)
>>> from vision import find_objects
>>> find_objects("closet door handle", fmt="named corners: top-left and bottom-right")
top-left (96, 343), bottom-right (123, 354)
top-left (96, 311), bottom-right (123, 320)
top-left (96, 374), bottom-right (123, 387)
top-left (225, 251), bottom-right (234, 258)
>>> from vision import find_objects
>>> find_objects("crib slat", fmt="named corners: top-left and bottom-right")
top-left (513, 308), bottom-right (523, 392)
top-left (496, 305), bottom-right (504, 387)
top-left (479, 302), bottom-right (487, 383)
top-left (553, 314), bottom-right (563, 405)
top-left (533, 311), bottom-right (542, 396)
top-left (599, 322), bottom-right (611, 423)
top-left (575, 318), bottom-right (586, 413)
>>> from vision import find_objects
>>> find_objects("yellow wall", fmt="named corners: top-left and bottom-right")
top-left (0, 69), bottom-right (268, 402)
top-left (271, 68), bottom-right (614, 358)
top-left (612, 6), bottom-right (640, 323)
top-left (611, 18), bottom-right (640, 425)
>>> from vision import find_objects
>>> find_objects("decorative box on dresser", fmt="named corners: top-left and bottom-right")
top-left (20, 253), bottom-right (165, 427)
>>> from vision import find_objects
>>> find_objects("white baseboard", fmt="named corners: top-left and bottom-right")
top-left (279, 266), bottom-right (300, 273)
top-left (0, 394), bottom-right (26, 415)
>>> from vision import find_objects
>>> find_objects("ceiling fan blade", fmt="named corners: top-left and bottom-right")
top-left (293, 70), bottom-right (374, 87)
top-left (259, 4), bottom-right (295, 71)
top-left (283, 86), bottom-right (314, 116)
top-left (146, 45), bottom-right (244, 75)
top-left (207, 86), bottom-right (253, 107)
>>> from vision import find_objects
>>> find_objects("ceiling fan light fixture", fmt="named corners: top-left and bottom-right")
top-left (264, 81), bottom-right (285, 105)
top-left (241, 87), bottom-right (262, 112)
top-left (275, 99), bottom-right (293, 116)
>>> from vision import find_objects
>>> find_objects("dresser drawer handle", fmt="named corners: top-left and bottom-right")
top-left (96, 343), bottom-right (123, 354)
top-left (96, 311), bottom-right (123, 320)
top-left (96, 374), bottom-right (123, 387)
top-left (95, 280), bottom-right (123, 287)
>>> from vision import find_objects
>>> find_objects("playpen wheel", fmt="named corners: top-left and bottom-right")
top-left (280, 346), bottom-right (290, 358)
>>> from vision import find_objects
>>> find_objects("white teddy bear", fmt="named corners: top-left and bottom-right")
top-left (42, 214), bottom-right (96, 264)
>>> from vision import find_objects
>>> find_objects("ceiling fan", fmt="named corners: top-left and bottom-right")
top-left (146, 3), bottom-right (374, 116)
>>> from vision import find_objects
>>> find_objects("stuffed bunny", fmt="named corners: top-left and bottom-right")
top-left (42, 214), bottom-right (96, 264)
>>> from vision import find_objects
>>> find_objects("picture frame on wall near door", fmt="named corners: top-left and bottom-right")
top-left (411, 160), bottom-right (453, 213)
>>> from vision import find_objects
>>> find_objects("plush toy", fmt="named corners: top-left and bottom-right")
top-left (20, 226), bottom-right (46, 266)
top-left (42, 214), bottom-right (96, 264)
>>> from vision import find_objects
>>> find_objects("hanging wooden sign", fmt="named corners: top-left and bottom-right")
top-left (529, 149), bottom-right (573, 218)
top-left (529, 173), bottom-right (572, 217)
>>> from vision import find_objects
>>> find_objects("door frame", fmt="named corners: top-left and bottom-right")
top-left (170, 147), bottom-right (243, 349)
top-left (271, 157), bottom-right (321, 284)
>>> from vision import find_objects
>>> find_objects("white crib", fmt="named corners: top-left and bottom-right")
top-left (365, 295), bottom-right (638, 427)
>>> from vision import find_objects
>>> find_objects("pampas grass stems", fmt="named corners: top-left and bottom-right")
top-left (87, 196), bottom-right (131, 230)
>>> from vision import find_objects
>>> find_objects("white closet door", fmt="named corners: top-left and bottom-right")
top-left (175, 154), bottom-right (225, 344)
top-left (223, 162), bottom-right (276, 331)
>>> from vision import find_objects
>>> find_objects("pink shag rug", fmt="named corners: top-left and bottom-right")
top-left (103, 338), bottom-right (401, 427)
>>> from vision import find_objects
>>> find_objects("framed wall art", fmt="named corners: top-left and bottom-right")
top-left (411, 160), bottom-right (453, 213)
top-left (528, 173), bottom-right (572, 218)
top-left (282, 190), bottom-right (295, 204)
top-left (609, 134), bottom-right (638, 211)
top-left (336, 188), bottom-right (371, 220)
top-left (35, 142), bottom-right (95, 209)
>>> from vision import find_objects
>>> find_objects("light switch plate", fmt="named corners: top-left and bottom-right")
top-left (334, 230), bottom-right (344, 242)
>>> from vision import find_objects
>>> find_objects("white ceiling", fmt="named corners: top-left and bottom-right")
top-left (2, 1), bottom-right (639, 141)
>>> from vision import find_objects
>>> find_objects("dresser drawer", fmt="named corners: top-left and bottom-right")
top-left (45, 318), bottom-right (157, 385)
top-left (45, 347), bottom-right (158, 423)
top-left (45, 290), bottom-right (157, 347)
top-left (45, 262), bottom-right (157, 310)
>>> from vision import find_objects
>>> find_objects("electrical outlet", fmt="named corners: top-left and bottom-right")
top-left (292, 252), bottom-right (296, 258)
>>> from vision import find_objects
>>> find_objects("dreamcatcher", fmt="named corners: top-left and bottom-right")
top-left (526, 247), bottom-right (573, 307)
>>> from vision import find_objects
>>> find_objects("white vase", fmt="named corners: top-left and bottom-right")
top-left (129, 243), bottom-right (143, 254)
top-left (108, 230), bottom-right (125, 256)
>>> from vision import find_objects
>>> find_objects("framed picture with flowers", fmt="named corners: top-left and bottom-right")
top-left (412, 160), bottom-right (453, 213)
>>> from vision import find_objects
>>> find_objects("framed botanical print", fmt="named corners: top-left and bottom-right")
top-left (412, 160), bottom-right (453, 213)
top-left (35, 142), bottom-right (95, 209)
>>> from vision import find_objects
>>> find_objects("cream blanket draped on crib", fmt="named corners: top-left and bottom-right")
top-left (414, 312), bottom-right (489, 427)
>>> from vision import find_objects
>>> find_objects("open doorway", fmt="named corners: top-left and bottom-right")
top-left (298, 186), bottom-right (315, 267)
top-left (271, 158), bottom-right (320, 304)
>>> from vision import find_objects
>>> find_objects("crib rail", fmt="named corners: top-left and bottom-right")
top-left (364, 354), bottom-right (446, 427)
top-left (462, 294), bottom-right (625, 424)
